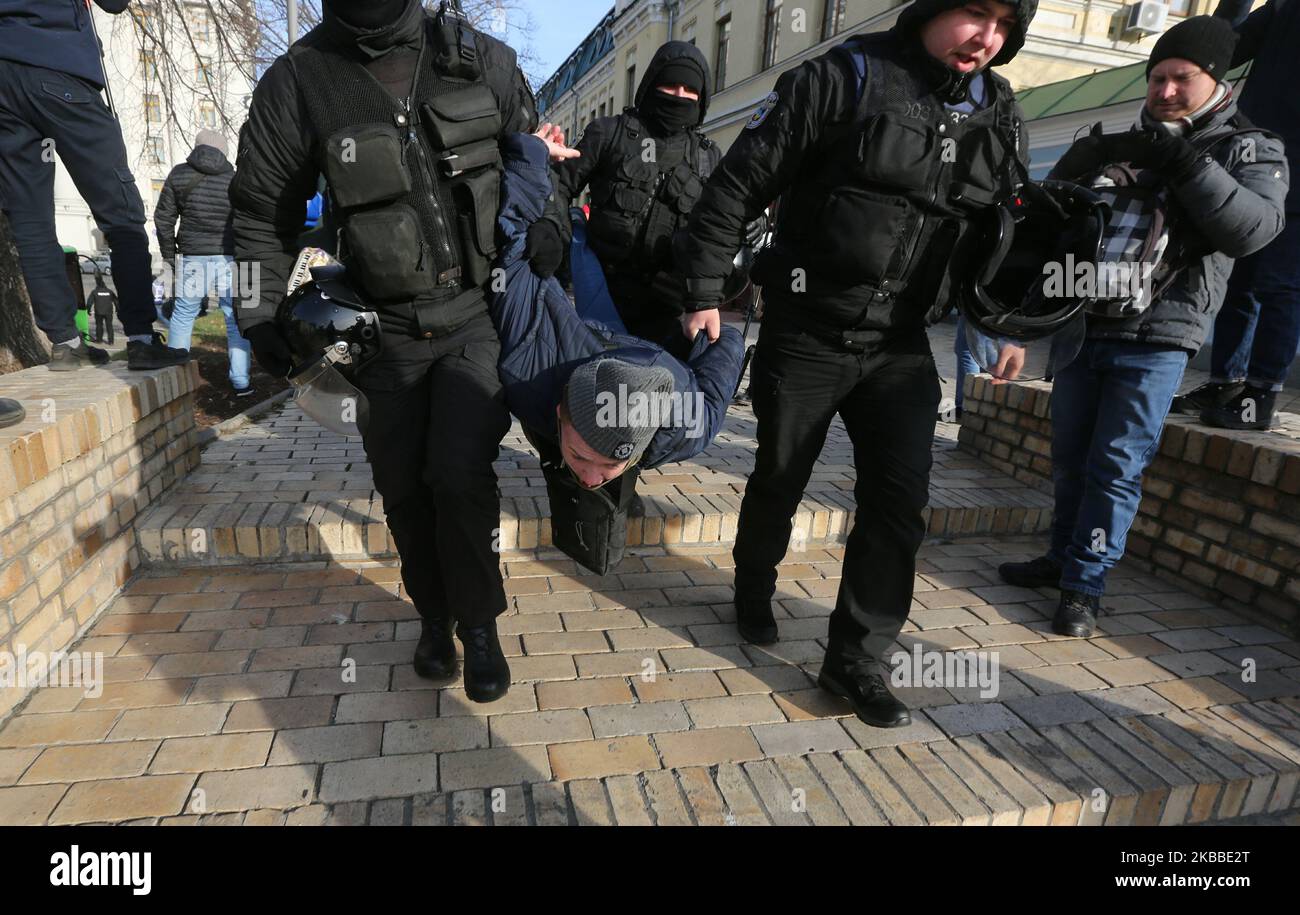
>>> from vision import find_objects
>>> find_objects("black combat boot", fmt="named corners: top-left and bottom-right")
top-left (412, 616), bottom-right (457, 680)
top-left (1053, 589), bottom-right (1102, 638)
top-left (735, 597), bottom-right (778, 645)
top-left (818, 655), bottom-right (912, 728)
top-left (459, 622), bottom-right (510, 703)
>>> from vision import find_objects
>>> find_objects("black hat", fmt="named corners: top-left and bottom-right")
top-left (1146, 15), bottom-right (1239, 78)
top-left (894, 0), bottom-right (1040, 68)
top-left (652, 59), bottom-right (706, 95)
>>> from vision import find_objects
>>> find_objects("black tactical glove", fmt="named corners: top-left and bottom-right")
top-left (525, 219), bottom-right (565, 279)
top-left (743, 214), bottom-right (769, 249)
top-left (244, 323), bottom-right (294, 378)
top-left (1100, 129), bottom-right (1202, 182)
top-left (1051, 123), bottom-right (1108, 181)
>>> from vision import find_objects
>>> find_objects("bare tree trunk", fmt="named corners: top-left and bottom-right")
top-left (0, 212), bottom-right (51, 374)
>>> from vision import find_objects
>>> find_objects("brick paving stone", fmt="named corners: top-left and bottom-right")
top-left (1005, 693), bottom-right (1107, 729)
top-left (897, 742), bottom-right (991, 825)
top-left (575, 651), bottom-right (664, 679)
top-left (605, 774), bottom-right (653, 825)
top-left (979, 731), bottom-right (1083, 826)
top-left (537, 678), bottom-right (632, 710)
top-left (335, 691), bottom-right (438, 724)
top-left (654, 726), bottom-right (763, 769)
top-left (772, 756), bottom-right (850, 825)
top-left (712, 762), bottom-right (771, 825)
top-left (382, 717), bottom-right (488, 756)
top-left (926, 702), bottom-right (1026, 738)
top-left (869, 746), bottom-right (962, 825)
top-left (195, 765), bottom-right (317, 813)
top-left (0, 711), bottom-right (121, 748)
top-left (530, 781), bottom-right (572, 825)
top-left (804, 753), bottom-right (887, 825)
top-left (318, 754), bottom-right (439, 802)
top-left (270, 723), bottom-right (384, 764)
top-left (185, 672), bottom-right (295, 704)
top-left (838, 751), bottom-right (924, 825)
top-left (1111, 717), bottom-right (1223, 824)
top-left (439, 686), bottom-right (538, 717)
top-left (751, 719), bottom-right (855, 757)
top-left (742, 759), bottom-right (809, 826)
top-left (684, 694), bottom-right (786, 728)
top-left (48, 774), bottom-right (196, 824)
top-left (567, 779), bottom-right (615, 825)
top-left (223, 697), bottom-right (335, 732)
top-left (1061, 721), bottom-right (1170, 826)
top-left (489, 709), bottom-right (592, 746)
top-left (589, 701), bottom-right (690, 738)
top-left (22, 741), bottom-right (157, 784)
top-left (926, 740), bottom-right (1022, 825)
top-left (1011, 664), bottom-right (1109, 695)
top-left (1082, 686), bottom-right (1178, 719)
top-left (108, 704), bottom-right (230, 741)
top-left (1150, 651), bottom-right (1236, 679)
top-left (716, 665), bottom-right (813, 696)
top-left (953, 735), bottom-right (1052, 826)
top-left (547, 737), bottom-right (659, 781)
top-left (151, 733), bottom-right (272, 773)
top-left (632, 671), bottom-right (726, 703)
top-left (640, 769), bottom-right (692, 825)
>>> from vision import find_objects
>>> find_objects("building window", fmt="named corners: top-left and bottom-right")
top-left (139, 48), bottom-right (158, 81)
top-left (682, 19), bottom-right (697, 46)
top-left (1168, 0), bottom-right (1191, 14)
top-left (714, 15), bottom-right (731, 91)
top-left (189, 4), bottom-right (212, 41)
top-left (762, 1), bottom-right (782, 70)
top-left (130, 2), bottom-right (158, 34)
top-left (821, 0), bottom-right (846, 40)
top-left (144, 93), bottom-right (162, 126)
top-left (199, 102), bottom-right (218, 130)
top-left (151, 178), bottom-right (165, 202)
top-left (146, 135), bottom-right (165, 166)
top-left (625, 62), bottom-right (637, 108)
top-left (195, 56), bottom-right (213, 86)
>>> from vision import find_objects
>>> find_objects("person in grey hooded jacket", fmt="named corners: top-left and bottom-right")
top-left (998, 16), bottom-right (1288, 638)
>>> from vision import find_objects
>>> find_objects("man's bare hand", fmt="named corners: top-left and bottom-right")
top-left (533, 123), bottom-right (580, 161)
top-left (682, 308), bottom-right (721, 343)
top-left (989, 342), bottom-right (1026, 385)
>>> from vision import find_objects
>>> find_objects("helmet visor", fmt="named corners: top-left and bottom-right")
top-left (964, 312), bottom-right (1086, 383)
top-left (289, 357), bottom-right (370, 437)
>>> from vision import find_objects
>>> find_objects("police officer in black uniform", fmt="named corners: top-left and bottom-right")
top-left (679, 0), bottom-right (1037, 728)
top-left (530, 41), bottom-right (721, 351)
top-left (231, 0), bottom-right (567, 703)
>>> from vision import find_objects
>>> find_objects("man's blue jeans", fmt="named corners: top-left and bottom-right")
top-left (169, 254), bottom-right (250, 389)
top-left (1048, 339), bottom-right (1188, 597)
top-left (1209, 214), bottom-right (1300, 390)
top-left (953, 315), bottom-right (980, 410)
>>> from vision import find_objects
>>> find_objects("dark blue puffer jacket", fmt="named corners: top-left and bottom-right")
top-left (0, 1), bottom-right (130, 89)
top-left (491, 133), bottom-right (744, 470)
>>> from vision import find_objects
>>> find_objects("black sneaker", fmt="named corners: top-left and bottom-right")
top-left (0, 398), bottom-right (25, 429)
top-left (734, 597), bottom-right (778, 645)
top-left (1200, 385), bottom-right (1279, 431)
top-left (48, 342), bottom-right (110, 372)
top-left (459, 622), bottom-right (510, 703)
top-left (127, 333), bottom-right (190, 371)
top-left (997, 555), bottom-right (1062, 589)
top-left (1053, 589), bottom-right (1102, 638)
top-left (412, 617), bottom-right (457, 680)
top-left (818, 656), bottom-right (911, 728)
top-left (1171, 380), bottom-right (1244, 416)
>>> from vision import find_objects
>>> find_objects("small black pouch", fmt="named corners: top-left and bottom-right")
top-left (323, 124), bottom-right (411, 210)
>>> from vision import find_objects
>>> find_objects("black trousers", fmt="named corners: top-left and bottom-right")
top-left (354, 312), bottom-right (511, 629)
top-left (0, 60), bottom-right (156, 343)
top-left (93, 313), bottom-right (113, 344)
top-left (734, 316), bottom-right (941, 671)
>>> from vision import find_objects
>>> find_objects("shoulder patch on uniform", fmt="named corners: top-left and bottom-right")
top-left (746, 92), bottom-right (780, 131)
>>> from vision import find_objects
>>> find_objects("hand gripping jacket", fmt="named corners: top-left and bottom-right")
top-left (289, 9), bottom-right (509, 335)
top-left (753, 33), bottom-right (1028, 328)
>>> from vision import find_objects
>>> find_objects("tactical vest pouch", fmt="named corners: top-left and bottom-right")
top-left (806, 187), bottom-right (914, 286)
top-left (949, 127), bottom-right (1008, 210)
top-left (323, 124), bottom-right (411, 210)
top-left (421, 88), bottom-right (502, 151)
top-left (454, 167), bottom-right (500, 287)
top-left (856, 112), bottom-right (936, 192)
top-left (343, 203), bottom-right (437, 300)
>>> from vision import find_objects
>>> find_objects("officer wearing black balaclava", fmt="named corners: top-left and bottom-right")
top-left (679, 0), bottom-right (1038, 729)
top-left (230, 0), bottom-right (569, 704)
top-left (529, 41), bottom-right (721, 350)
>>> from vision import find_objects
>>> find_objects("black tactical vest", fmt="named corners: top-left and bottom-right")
top-left (586, 110), bottom-right (720, 276)
top-left (291, 17), bottom-right (505, 338)
top-left (757, 34), bottom-right (1025, 333)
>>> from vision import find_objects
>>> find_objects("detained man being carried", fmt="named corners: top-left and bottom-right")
top-left (492, 130), bottom-right (746, 574)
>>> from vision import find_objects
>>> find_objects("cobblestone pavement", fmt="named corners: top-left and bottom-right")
top-left (2, 534), bottom-right (1298, 826)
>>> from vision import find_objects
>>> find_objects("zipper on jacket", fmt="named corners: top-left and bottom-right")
top-left (399, 34), bottom-right (457, 284)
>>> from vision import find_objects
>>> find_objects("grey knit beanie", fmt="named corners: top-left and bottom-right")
top-left (564, 359), bottom-right (676, 463)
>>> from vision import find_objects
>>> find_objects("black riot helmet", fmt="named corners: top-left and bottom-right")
top-left (276, 266), bottom-right (383, 436)
top-left (952, 180), bottom-right (1109, 377)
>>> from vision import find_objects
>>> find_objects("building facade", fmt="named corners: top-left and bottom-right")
top-left (538, 0), bottom-right (1230, 157)
top-left (53, 2), bottom-right (256, 259)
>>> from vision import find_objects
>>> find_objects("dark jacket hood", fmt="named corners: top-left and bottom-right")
top-left (188, 145), bottom-right (233, 175)
top-left (634, 40), bottom-right (712, 125)
top-left (894, 0), bottom-right (1039, 68)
